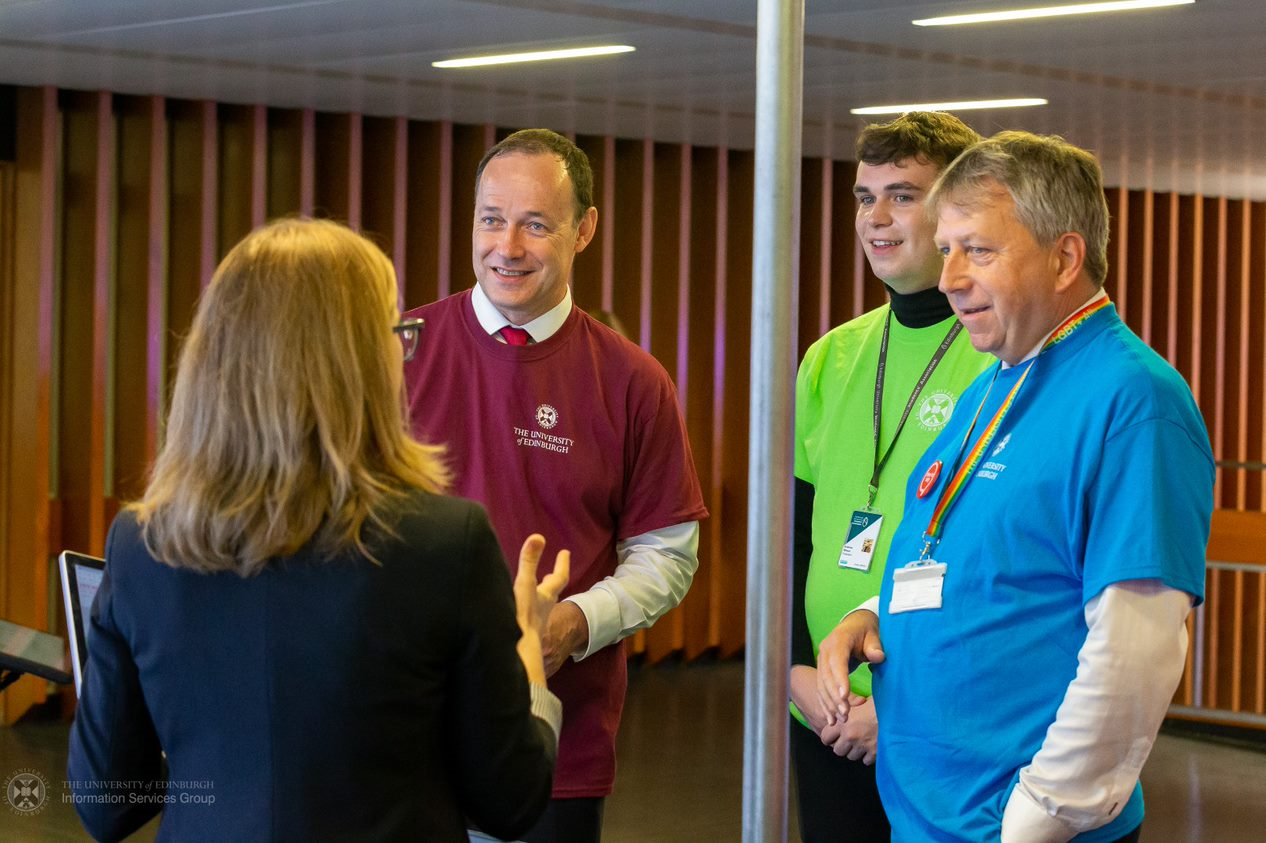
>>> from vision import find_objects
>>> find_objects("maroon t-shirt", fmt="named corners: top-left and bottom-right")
top-left (404, 290), bottom-right (708, 797)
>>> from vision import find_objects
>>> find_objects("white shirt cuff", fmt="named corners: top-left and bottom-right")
top-left (563, 521), bottom-right (699, 660)
top-left (1006, 580), bottom-right (1191, 839)
top-left (1002, 784), bottom-right (1075, 843)
top-left (849, 595), bottom-right (880, 620)
top-left (563, 590), bottom-right (615, 660)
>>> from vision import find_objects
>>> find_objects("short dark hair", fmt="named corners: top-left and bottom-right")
top-left (855, 111), bottom-right (982, 171)
top-left (474, 129), bottom-right (594, 222)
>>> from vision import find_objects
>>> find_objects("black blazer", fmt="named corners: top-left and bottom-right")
top-left (68, 493), bottom-right (553, 842)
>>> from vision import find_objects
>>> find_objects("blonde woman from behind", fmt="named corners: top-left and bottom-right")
top-left (69, 218), bottom-right (567, 843)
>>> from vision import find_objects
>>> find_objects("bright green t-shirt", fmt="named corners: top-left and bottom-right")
top-left (794, 305), bottom-right (991, 702)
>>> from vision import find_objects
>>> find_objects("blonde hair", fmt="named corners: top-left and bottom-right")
top-left (132, 218), bottom-right (448, 576)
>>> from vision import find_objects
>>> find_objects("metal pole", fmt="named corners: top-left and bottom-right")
top-left (745, 1), bottom-right (802, 841)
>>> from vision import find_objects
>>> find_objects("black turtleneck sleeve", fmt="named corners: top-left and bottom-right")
top-left (792, 477), bottom-right (816, 667)
top-left (793, 286), bottom-right (953, 669)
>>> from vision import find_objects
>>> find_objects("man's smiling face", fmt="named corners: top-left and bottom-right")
top-left (853, 157), bottom-right (945, 294)
top-left (935, 183), bottom-right (1067, 366)
top-left (472, 152), bottom-right (596, 325)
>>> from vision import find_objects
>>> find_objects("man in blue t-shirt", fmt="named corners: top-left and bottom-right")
top-left (815, 132), bottom-right (1214, 843)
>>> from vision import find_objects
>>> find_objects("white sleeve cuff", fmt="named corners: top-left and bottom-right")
top-left (560, 522), bottom-right (700, 661)
top-left (562, 591), bottom-right (615, 661)
top-left (1002, 785), bottom-right (1075, 843)
top-left (1006, 581), bottom-right (1190, 839)
top-left (848, 595), bottom-right (881, 620)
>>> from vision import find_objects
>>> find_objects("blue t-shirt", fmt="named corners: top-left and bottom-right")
top-left (874, 304), bottom-right (1213, 842)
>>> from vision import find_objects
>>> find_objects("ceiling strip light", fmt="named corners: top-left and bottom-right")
top-left (850, 98), bottom-right (1048, 115)
top-left (433, 45), bottom-right (635, 69)
top-left (913, 0), bottom-right (1193, 27)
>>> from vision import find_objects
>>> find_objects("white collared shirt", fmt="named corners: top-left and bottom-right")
top-left (470, 283), bottom-right (573, 344)
top-left (467, 281), bottom-right (700, 660)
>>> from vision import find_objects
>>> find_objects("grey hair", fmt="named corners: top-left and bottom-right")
top-left (928, 131), bottom-right (1110, 286)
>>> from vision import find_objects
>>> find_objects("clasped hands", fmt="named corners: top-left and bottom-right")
top-left (791, 610), bottom-right (887, 765)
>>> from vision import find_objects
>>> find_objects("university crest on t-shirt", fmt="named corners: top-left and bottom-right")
top-left (514, 402), bottom-right (574, 454)
top-left (916, 390), bottom-right (956, 432)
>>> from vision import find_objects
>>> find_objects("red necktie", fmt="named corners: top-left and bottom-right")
top-left (499, 326), bottom-right (531, 346)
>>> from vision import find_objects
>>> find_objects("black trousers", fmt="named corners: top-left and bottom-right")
top-left (790, 715), bottom-right (891, 842)
top-left (521, 797), bottom-right (605, 843)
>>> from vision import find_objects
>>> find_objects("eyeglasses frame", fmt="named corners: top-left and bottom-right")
top-left (393, 317), bottom-right (425, 362)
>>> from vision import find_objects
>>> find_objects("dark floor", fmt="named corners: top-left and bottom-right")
top-left (3, 659), bottom-right (1265, 841)
top-left (608, 660), bottom-right (1266, 842)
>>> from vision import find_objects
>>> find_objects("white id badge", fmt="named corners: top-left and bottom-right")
top-left (888, 562), bottom-right (947, 614)
top-left (838, 510), bottom-right (883, 572)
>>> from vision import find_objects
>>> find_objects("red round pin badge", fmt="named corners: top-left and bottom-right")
top-left (917, 460), bottom-right (942, 499)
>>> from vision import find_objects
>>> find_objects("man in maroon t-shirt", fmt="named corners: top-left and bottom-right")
top-left (403, 129), bottom-right (708, 843)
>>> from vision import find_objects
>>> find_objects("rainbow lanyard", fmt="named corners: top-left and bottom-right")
top-left (918, 296), bottom-right (1111, 560)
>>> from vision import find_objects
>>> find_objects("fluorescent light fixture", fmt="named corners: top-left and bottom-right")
top-left (433, 45), bottom-right (634, 69)
top-left (913, 0), bottom-right (1193, 27)
top-left (850, 98), bottom-right (1048, 115)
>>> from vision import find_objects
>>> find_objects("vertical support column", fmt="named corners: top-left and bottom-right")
top-left (745, 1), bottom-right (803, 840)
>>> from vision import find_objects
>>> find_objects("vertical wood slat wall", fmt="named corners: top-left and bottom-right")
top-left (1107, 187), bottom-right (1266, 728)
top-left (1, 86), bottom-right (58, 723)
top-left (2, 85), bottom-right (1264, 724)
top-left (1173, 511), bottom-right (1266, 727)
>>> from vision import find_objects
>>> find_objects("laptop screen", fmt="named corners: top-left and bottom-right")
top-left (58, 551), bottom-right (105, 697)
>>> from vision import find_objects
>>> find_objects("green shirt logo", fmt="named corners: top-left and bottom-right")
top-left (918, 391), bottom-right (955, 431)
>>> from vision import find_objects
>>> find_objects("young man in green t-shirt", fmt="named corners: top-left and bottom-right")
top-left (790, 112), bottom-right (990, 841)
